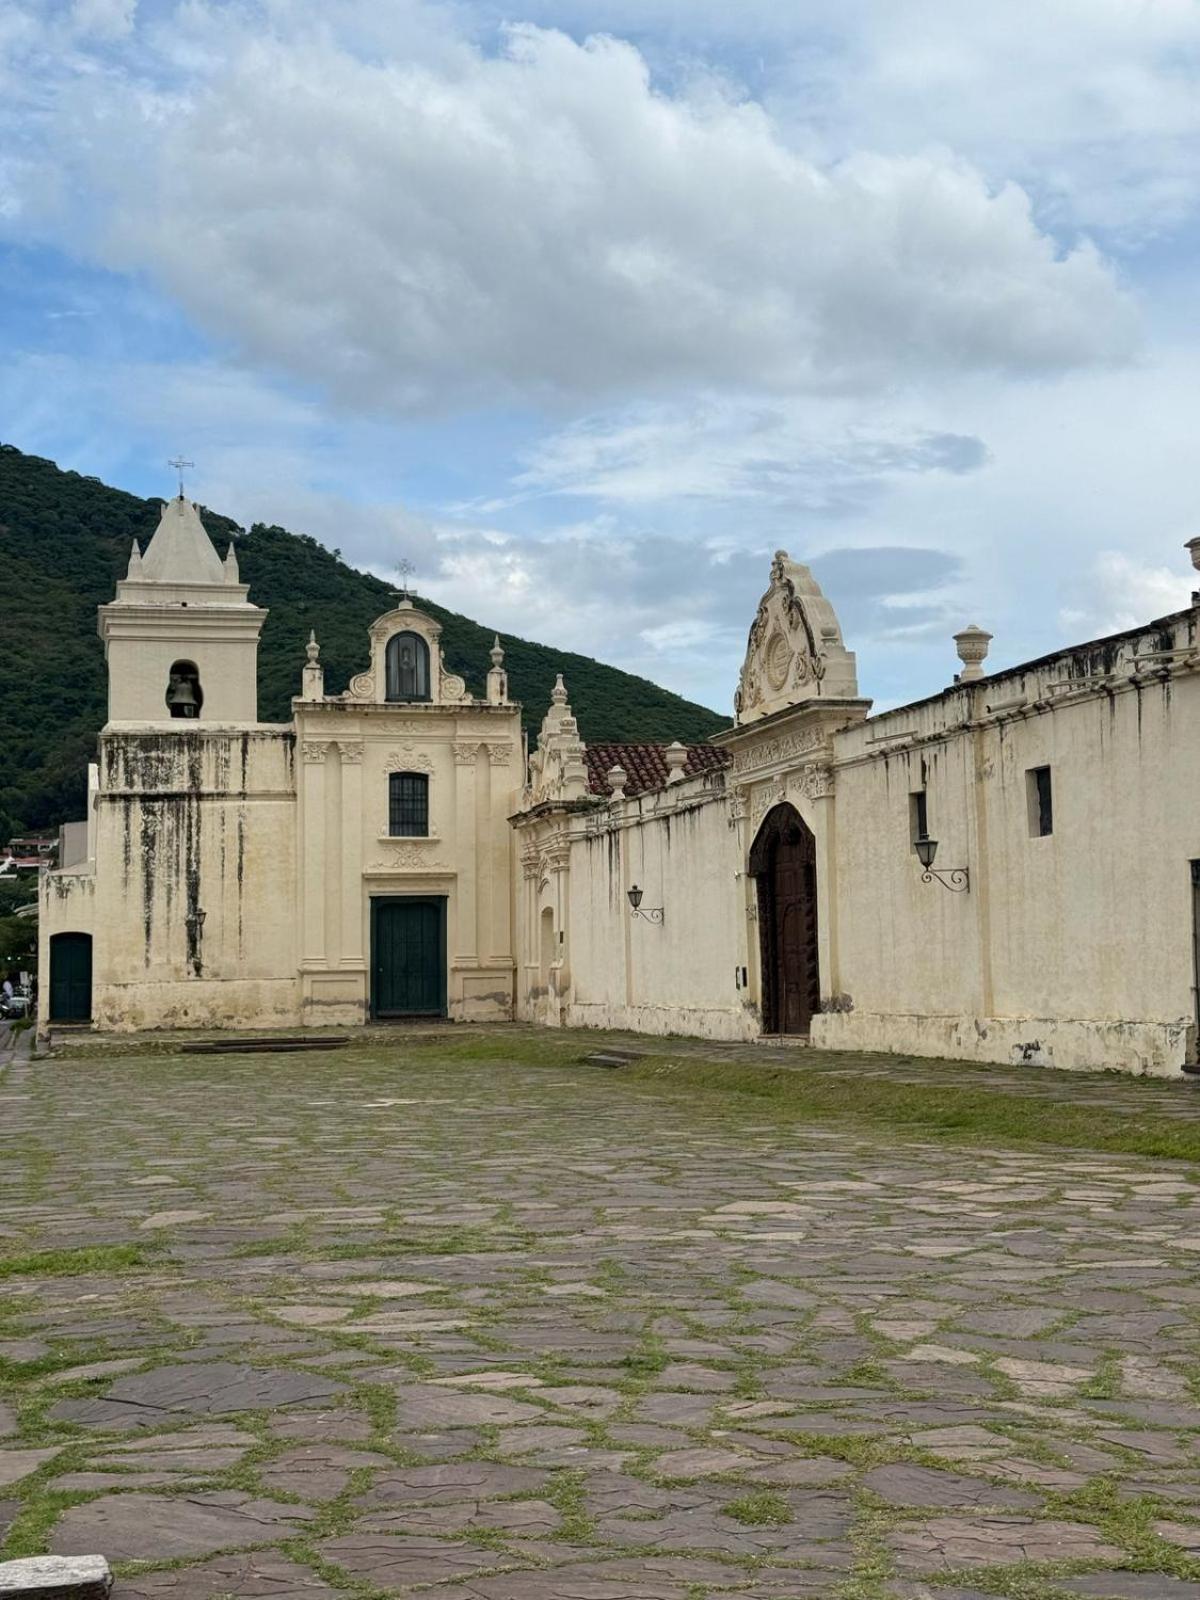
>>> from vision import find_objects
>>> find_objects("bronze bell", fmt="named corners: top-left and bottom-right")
top-left (166, 673), bottom-right (200, 718)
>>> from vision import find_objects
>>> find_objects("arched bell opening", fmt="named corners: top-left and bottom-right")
top-left (165, 660), bottom-right (203, 719)
top-left (748, 802), bottom-right (820, 1036)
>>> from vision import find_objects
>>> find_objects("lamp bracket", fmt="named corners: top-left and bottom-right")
top-left (631, 906), bottom-right (665, 924)
top-left (920, 867), bottom-right (970, 894)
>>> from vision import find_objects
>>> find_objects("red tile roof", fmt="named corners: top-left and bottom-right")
top-left (584, 742), bottom-right (730, 799)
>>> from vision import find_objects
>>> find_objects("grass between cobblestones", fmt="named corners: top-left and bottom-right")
top-left (616, 1051), bottom-right (1200, 1163)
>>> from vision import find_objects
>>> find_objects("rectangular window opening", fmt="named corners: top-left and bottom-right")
top-left (909, 789), bottom-right (929, 845)
top-left (388, 772), bottom-right (429, 837)
top-left (1027, 765), bottom-right (1053, 837)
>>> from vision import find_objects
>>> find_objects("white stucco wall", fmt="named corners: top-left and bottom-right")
top-left (516, 773), bottom-right (759, 1039)
top-left (818, 620), bottom-right (1200, 1074)
top-left (41, 727), bottom-right (301, 1032)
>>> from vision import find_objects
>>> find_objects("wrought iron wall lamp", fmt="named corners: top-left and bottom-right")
top-left (627, 885), bottom-right (665, 924)
top-left (914, 837), bottom-right (970, 894)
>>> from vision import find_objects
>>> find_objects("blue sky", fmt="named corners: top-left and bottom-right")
top-left (3, 0), bottom-right (1199, 718)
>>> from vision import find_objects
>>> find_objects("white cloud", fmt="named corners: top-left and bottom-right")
top-left (69, 0), bottom-right (137, 40)
top-left (511, 397), bottom-right (987, 506)
top-left (769, 0), bottom-right (1200, 240)
top-left (3, 3), bottom-right (1137, 412)
top-left (1060, 553), bottom-right (1195, 639)
top-left (513, 0), bottom-right (1200, 239)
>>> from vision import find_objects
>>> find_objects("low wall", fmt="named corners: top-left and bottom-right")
top-left (91, 978), bottom-right (302, 1033)
top-left (813, 1008), bottom-right (1193, 1077)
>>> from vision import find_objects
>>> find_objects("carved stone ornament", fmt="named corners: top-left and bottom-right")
top-left (751, 777), bottom-right (786, 829)
top-left (485, 743), bottom-right (514, 766)
top-left (730, 726), bottom-right (829, 776)
top-left (734, 550), bottom-right (859, 726)
top-left (728, 789), bottom-right (748, 824)
top-left (336, 742), bottom-right (364, 765)
top-left (453, 743), bottom-right (479, 765)
top-left (368, 847), bottom-right (450, 871)
top-left (301, 742), bottom-right (328, 764)
top-left (792, 764), bottom-right (835, 802)
top-left (382, 745), bottom-right (434, 775)
top-left (346, 671), bottom-right (374, 701)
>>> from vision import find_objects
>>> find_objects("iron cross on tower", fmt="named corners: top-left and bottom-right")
top-left (168, 457), bottom-right (195, 498)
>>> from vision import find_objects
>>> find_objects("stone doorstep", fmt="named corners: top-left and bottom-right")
top-left (0, 1556), bottom-right (112, 1600)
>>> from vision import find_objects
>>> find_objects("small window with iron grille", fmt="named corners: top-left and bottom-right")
top-left (388, 772), bottom-right (429, 837)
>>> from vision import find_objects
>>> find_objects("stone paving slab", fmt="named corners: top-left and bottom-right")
top-left (3, 1037), bottom-right (1200, 1597)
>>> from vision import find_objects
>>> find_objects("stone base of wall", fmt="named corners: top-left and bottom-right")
top-left (567, 1000), bottom-right (761, 1042)
top-left (91, 979), bottom-right (302, 1033)
top-left (812, 1009), bottom-right (1195, 1077)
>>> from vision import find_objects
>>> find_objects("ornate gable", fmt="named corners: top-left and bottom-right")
top-left (734, 551), bottom-right (858, 725)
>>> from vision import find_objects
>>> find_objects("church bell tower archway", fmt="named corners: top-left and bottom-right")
top-left (749, 802), bottom-right (820, 1036)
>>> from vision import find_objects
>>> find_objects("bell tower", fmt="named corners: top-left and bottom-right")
top-left (99, 495), bottom-right (266, 725)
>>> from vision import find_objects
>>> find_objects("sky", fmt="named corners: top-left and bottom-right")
top-left (2, 0), bottom-right (1199, 718)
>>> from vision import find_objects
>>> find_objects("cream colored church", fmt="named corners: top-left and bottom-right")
top-left (39, 494), bottom-right (1200, 1077)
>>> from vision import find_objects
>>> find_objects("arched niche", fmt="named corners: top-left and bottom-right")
top-left (385, 631), bottom-right (431, 702)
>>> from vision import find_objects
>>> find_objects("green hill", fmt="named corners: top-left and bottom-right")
top-left (0, 443), bottom-right (726, 835)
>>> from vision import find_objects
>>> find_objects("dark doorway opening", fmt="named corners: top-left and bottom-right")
top-left (749, 803), bottom-right (820, 1035)
top-left (49, 931), bottom-right (92, 1023)
top-left (370, 896), bottom-right (446, 1019)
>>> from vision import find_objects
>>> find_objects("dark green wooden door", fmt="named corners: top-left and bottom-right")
top-left (371, 898), bottom-right (445, 1018)
top-left (49, 932), bottom-right (92, 1022)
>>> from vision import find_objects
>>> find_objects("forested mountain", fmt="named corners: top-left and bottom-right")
top-left (0, 443), bottom-right (725, 834)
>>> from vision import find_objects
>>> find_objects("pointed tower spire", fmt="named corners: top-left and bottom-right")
top-left (139, 497), bottom-right (226, 584)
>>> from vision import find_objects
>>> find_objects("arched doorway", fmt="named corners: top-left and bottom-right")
top-left (749, 803), bottom-right (819, 1035)
top-left (49, 932), bottom-right (92, 1023)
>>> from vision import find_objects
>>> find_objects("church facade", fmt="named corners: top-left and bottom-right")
top-left (39, 496), bottom-right (519, 1032)
top-left (39, 496), bottom-right (1200, 1076)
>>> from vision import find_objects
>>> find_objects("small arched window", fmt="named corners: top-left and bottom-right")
top-left (385, 631), bottom-right (431, 702)
top-left (389, 772), bottom-right (429, 837)
top-left (165, 660), bottom-right (203, 719)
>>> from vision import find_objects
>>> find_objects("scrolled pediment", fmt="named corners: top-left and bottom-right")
top-left (734, 550), bottom-right (858, 725)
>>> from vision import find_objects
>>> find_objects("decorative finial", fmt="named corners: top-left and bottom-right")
top-left (306, 629), bottom-right (320, 664)
top-left (490, 634), bottom-right (504, 668)
top-left (606, 763), bottom-right (627, 800)
top-left (664, 741), bottom-right (688, 784)
top-left (551, 674), bottom-right (568, 705)
top-left (223, 542), bottom-right (239, 583)
top-left (1186, 537), bottom-right (1200, 575)
top-left (954, 625), bottom-right (993, 683)
top-left (168, 456), bottom-right (194, 498)
top-left (396, 557), bottom-right (415, 600)
top-left (126, 538), bottom-right (143, 578)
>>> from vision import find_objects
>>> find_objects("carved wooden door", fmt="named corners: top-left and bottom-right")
top-left (772, 823), bottom-right (819, 1034)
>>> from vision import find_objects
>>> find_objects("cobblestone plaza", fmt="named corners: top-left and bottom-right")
top-left (4, 1033), bottom-right (1200, 1599)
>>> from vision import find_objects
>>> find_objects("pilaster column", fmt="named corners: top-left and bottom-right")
top-left (323, 744), bottom-right (343, 961)
top-left (339, 742), bottom-right (364, 967)
top-left (300, 742), bottom-right (327, 965)
top-left (453, 743), bottom-right (478, 962)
